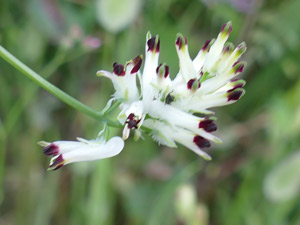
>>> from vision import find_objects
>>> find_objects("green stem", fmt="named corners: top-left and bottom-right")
top-left (0, 45), bottom-right (120, 128)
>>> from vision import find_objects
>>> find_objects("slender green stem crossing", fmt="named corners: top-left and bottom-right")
top-left (0, 46), bottom-right (121, 128)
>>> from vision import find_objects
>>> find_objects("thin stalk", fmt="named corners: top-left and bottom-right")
top-left (0, 46), bottom-right (120, 128)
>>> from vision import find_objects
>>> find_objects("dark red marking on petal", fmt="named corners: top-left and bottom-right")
top-left (228, 91), bottom-right (243, 101)
top-left (232, 62), bottom-right (245, 74)
top-left (176, 36), bottom-right (182, 49)
top-left (147, 36), bottom-right (156, 51)
top-left (49, 155), bottom-right (65, 170)
top-left (235, 64), bottom-right (244, 74)
top-left (220, 22), bottom-right (232, 35)
top-left (131, 55), bottom-right (143, 74)
top-left (232, 61), bottom-right (240, 67)
top-left (125, 114), bottom-right (141, 129)
top-left (193, 136), bottom-right (211, 148)
top-left (156, 64), bottom-right (170, 78)
top-left (156, 38), bottom-right (160, 53)
top-left (127, 120), bottom-right (138, 129)
top-left (187, 79), bottom-right (200, 90)
top-left (220, 23), bottom-right (226, 32)
top-left (227, 83), bottom-right (245, 93)
top-left (113, 63), bottom-right (125, 76)
top-left (202, 40), bottom-right (211, 51)
top-left (199, 120), bottom-right (217, 132)
top-left (164, 65), bottom-right (169, 78)
top-left (127, 113), bottom-right (135, 120)
top-left (43, 143), bottom-right (59, 156)
top-left (176, 35), bottom-right (187, 50)
top-left (237, 42), bottom-right (247, 54)
top-left (147, 36), bottom-right (160, 52)
top-left (223, 46), bottom-right (230, 53)
top-left (156, 64), bottom-right (162, 74)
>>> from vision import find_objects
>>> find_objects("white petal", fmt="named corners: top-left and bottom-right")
top-left (62, 137), bottom-right (124, 164)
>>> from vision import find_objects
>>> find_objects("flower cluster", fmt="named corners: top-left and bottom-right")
top-left (98, 21), bottom-right (246, 160)
top-left (40, 21), bottom-right (246, 170)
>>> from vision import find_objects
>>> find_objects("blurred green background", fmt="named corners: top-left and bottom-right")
top-left (1, 0), bottom-right (300, 224)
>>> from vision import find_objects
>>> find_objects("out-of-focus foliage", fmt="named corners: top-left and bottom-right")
top-left (1, 0), bottom-right (300, 224)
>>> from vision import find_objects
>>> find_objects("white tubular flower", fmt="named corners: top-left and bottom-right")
top-left (97, 21), bottom-right (247, 160)
top-left (97, 55), bottom-right (142, 102)
top-left (38, 137), bottom-right (124, 170)
top-left (142, 32), bottom-right (160, 110)
top-left (119, 100), bottom-right (145, 140)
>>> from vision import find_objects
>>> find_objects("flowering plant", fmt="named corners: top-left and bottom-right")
top-left (0, 22), bottom-right (246, 170)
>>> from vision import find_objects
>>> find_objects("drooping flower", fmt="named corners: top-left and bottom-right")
top-left (38, 137), bottom-right (124, 170)
top-left (98, 21), bottom-right (246, 160)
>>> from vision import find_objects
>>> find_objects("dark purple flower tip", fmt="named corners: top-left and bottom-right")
top-left (202, 39), bottom-right (215, 52)
top-left (187, 79), bottom-right (201, 90)
top-left (48, 155), bottom-right (65, 171)
top-left (220, 21), bottom-right (232, 36)
top-left (227, 89), bottom-right (244, 101)
top-left (113, 62), bottom-right (125, 76)
top-left (193, 136), bottom-right (211, 148)
top-left (43, 143), bottom-right (59, 156)
top-left (202, 40), bottom-right (211, 51)
top-left (125, 113), bottom-right (140, 129)
top-left (131, 55), bottom-right (143, 74)
top-left (232, 61), bottom-right (246, 74)
top-left (237, 42), bottom-right (247, 54)
top-left (199, 119), bottom-right (217, 132)
top-left (227, 79), bottom-right (246, 92)
top-left (232, 60), bottom-right (240, 67)
top-left (147, 35), bottom-right (160, 52)
top-left (223, 43), bottom-right (234, 54)
top-left (156, 63), bottom-right (169, 78)
top-left (176, 34), bottom-right (187, 50)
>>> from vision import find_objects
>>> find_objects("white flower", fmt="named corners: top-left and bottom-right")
top-left (38, 137), bottom-right (124, 170)
top-left (98, 22), bottom-right (246, 160)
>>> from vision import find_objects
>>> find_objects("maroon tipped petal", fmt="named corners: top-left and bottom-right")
top-left (49, 155), bottom-right (65, 170)
top-left (228, 90), bottom-right (243, 101)
top-left (156, 63), bottom-right (162, 74)
top-left (227, 82), bottom-right (245, 93)
top-left (156, 64), bottom-right (170, 78)
top-left (232, 62), bottom-right (245, 74)
top-left (176, 35), bottom-right (187, 50)
top-left (202, 40), bottom-right (211, 51)
top-left (127, 113), bottom-right (135, 120)
top-left (235, 64), bottom-right (244, 74)
top-left (113, 62), bottom-right (125, 76)
top-left (131, 55), bottom-right (143, 74)
top-left (164, 65), bottom-right (169, 78)
top-left (232, 60), bottom-right (240, 67)
top-left (156, 38), bottom-right (160, 53)
top-left (147, 36), bottom-right (160, 52)
top-left (220, 23), bottom-right (227, 32)
top-left (220, 22), bottom-right (232, 35)
top-left (125, 113), bottom-right (141, 129)
top-left (199, 120), bottom-right (217, 132)
top-left (187, 79), bottom-right (200, 90)
top-left (237, 42), bottom-right (247, 54)
top-left (43, 143), bottom-right (59, 156)
top-left (147, 36), bottom-right (155, 51)
top-left (193, 136), bottom-right (211, 148)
